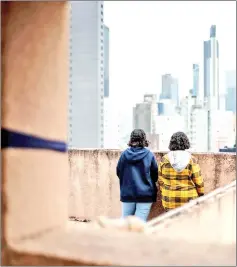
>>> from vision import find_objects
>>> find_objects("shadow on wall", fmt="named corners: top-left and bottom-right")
top-left (68, 150), bottom-right (236, 221)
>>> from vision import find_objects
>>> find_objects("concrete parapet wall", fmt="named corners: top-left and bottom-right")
top-left (69, 149), bottom-right (236, 220)
top-left (147, 181), bottom-right (236, 245)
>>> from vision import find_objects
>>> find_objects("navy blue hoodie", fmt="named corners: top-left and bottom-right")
top-left (116, 147), bottom-right (158, 203)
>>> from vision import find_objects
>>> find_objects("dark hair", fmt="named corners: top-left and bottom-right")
top-left (128, 129), bottom-right (149, 148)
top-left (168, 131), bottom-right (190, 151)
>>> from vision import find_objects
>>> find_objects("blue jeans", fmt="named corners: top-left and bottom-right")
top-left (121, 202), bottom-right (153, 222)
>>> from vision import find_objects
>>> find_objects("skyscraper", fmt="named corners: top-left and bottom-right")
top-left (68, 1), bottom-right (104, 148)
top-left (203, 25), bottom-right (219, 110)
top-left (192, 64), bottom-right (199, 98)
top-left (104, 25), bottom-right (109, 98)
top-left (160, 74), bottom-right (179, 106)
top-left (133, 94), bottom-right (157, 134)
top-left (225, 70), bottom-right (236, 114)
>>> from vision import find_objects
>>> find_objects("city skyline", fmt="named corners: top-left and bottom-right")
top-left (68, 1), bottom-right (236, 149)
top-left (104, 1), bottom-right (236, 116)
top-left (131, 20), bottom-right (235, 152)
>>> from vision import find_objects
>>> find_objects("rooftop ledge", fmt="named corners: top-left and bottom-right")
top-left (68, 149), bottom-right (236, 220)
top-left (7, 181), bottom-right (236, 266)
top-left (3, 150), bottom-right (236, 265)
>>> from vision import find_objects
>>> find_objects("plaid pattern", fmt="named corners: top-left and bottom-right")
top-left (158, 154), bottom-right (204, 210)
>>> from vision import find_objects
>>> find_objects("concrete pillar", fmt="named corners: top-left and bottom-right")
top-left (1, 0), bottom-right (69, 253)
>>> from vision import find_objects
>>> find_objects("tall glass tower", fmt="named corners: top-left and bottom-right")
top-left (160, 74), bottom-right (179, 106)
top-left (69, 1), bottom-right (105, 148)
top-left (203, 25), bottom-right (219, 110)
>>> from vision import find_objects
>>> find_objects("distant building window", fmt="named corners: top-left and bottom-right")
top-left (101, 67), bottom-right (103, 71)
top-left (101, 18), bottom-right (103, 22)
top-left (101, 32), bottom-right (103, 36)
top-left (101, 25), bottom-right (103, 29)
top-left (101, 45), bottom-right (103, 50)
top-left (101, 39), bottom-right (103, 43)
top-left (101, 60), bottom-right (103, 64)
top-left (101, 52), bottom-right (103, 57)
top-left (101, 11), bottom-right (103, 15)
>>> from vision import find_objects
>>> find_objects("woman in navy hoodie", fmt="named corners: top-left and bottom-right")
top-left (116, 129), bottom-right (158, 221)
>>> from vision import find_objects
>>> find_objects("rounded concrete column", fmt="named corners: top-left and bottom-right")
top-left (1, 1), bottom-right (69, 244)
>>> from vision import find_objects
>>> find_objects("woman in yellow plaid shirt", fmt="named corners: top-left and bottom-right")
top-left (158, 131), bottom-right (204, 211)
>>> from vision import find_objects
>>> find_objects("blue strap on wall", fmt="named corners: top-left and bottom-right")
top-left (1, 128), bottom-right (67, 152)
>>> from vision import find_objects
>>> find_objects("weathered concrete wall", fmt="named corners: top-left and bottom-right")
top-left (69, 149), bottom-right (236, 220)
top-left (148, 181), bottom-right (236, 245)
top-left (1, 1), bottom-right (69, 265)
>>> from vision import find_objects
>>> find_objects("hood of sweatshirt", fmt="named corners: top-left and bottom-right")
top-left (167, 150), bottom-right (191, 172)
top-left (123, 147), bottom-right (150, 163)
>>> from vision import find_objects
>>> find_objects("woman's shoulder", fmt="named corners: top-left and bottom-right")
top-left (160, 153), bottom-right (170, 163)
top-left (160, 152), bottom-right (198, 164)
top-left (190, 155), bottom-right (199, 164)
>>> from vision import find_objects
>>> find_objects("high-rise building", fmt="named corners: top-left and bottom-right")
top-left (203, 25), bottom-right (219, 110)
top-left (68, 1), bottom-right (104, 148)
top-left (179, 90), bottom-right (198, 142)
top-left (189, 106), bottom-right (208, 152)
top-left (102, 25), bottom-right (118, 148)
top-left (160, 74), bottom-right (179, 106)
top-left (161, 74), bottom-right (172, 99)
top-left (104, 25), bottom-right (109, 98)
top-left (192, 64), bottom-right (199, 99)
top-left (133, 94), bottom-right (157, 134)
top-left (225, 70), bottom-right (236, 113)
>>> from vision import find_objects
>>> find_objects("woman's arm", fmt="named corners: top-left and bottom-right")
top-left (158, 162), bottom-right (164, 191)
top-left (191, 162), bottom-right (204, 196)
top-left (116, 153), bottom-right (123, 178)
top-left (150, 154), bottom-right (158, 183)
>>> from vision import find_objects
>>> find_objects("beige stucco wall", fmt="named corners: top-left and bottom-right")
top-left (148, 180), bottom-right (236, 245)
top-left (2, 0), bottom-right (69, 251)
top-left (69, 149), bottom-right (236, 220)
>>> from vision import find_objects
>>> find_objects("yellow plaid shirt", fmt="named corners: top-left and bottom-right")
top-left (158, 154), bottom-right (204, 210)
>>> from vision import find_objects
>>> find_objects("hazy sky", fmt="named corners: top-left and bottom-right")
top-left (104, 0), bottom-right (236, 120)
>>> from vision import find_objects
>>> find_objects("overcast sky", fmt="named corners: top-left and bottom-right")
top-left (104, 1), bottom-right (236, 133)
top-left (104, 2), bottom-right (236, 100)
